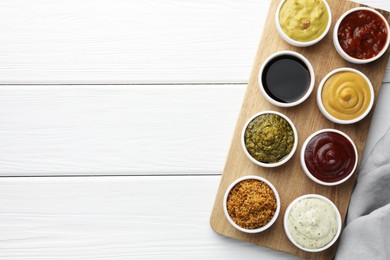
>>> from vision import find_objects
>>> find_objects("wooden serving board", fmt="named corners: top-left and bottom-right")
top-left (210, 0), bottom-right (390, 259)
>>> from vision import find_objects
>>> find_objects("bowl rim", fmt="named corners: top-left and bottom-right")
top-left (300, 128), bottom-right (358, 186)
top-left (333, 6), bottom-right (390, 64)
top-left (223, 175), bottom-right (281, 233)
top-left (241, 110), bottom-right (298, 167)
top-left (283, 194), bottom-right (342, 252)
top-left (258, 50), bottom-right (315, 107)
top-left (317, 67), bottom-right (375, 124)
top-left (275, 0), bottom-right (332, 47)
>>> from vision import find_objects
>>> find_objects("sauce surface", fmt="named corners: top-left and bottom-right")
top-left (227, 179), bottom-right (277, 230)
top-left (304, 131), bottom-right (356, 182)
top-left (279, 0), bottom-right (329, 42)
top-left (262, 55), bottom-right (310, 103)
top-left (244, 113), bottom-right (294, 163)
top-left (321, 71), bottom-right (371, 121)
top-left (337, 9), bottom-right (388, 59)
top-left (288, 197), bottom-right (338, 249)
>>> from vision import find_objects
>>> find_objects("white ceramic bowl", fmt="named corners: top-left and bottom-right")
top-left (223, 175), bottom-right (281, 233)
top-left (241, 111), bottom-right (298, 167)
top-left (317, 67), bottom-right (374, 124)
top-left (284, 194), bottom-right (342, 252)
top-left (300, 128), bottom-right (358, 186)
top-left (275, 0), bottom-right (332, 47)
top-left (258, 50), bottom-right (315, 107)
top-left (333, 7), bottom-right (390, 64)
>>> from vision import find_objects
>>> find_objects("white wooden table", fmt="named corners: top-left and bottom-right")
top-left (0, 0), bottom-right (389, 259)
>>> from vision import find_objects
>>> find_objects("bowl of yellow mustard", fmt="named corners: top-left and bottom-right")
top-left (276, 0), bottom-right (332, 47)
top-left (317, 68), bottom-right (374, 124)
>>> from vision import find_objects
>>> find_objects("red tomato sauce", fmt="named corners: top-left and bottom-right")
top-left (337, 9), bottom-right (388, 59)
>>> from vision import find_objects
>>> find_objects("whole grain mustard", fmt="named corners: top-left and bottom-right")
top-left (227, 179), bottom-right (277, 229)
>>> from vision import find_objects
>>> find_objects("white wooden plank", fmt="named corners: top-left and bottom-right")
top-left (0, 176), bottom-right (300, 260)
top-left (0, 85), bottom-right (245, 176)
top-left (0, 83), bottom-right (389, 176)
top-left (0, 0), bottom-right (388, 84)
top-left (0, 0), bottom-right (266, 84)
top-left (356, 0), bottom-right (390, 11)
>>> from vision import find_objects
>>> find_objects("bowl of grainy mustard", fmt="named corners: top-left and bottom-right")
top-left (223, 175), bottom-right (281, 233)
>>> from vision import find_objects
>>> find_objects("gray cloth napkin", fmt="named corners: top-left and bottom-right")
top-left (335, 127), bottom-right (390, 260)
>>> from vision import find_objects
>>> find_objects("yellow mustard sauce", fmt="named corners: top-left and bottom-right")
top-left (279, 0), bottom-right (329, 42)
top-left (288, 198), bottom-right (338, 249)
top-left (321, 71), bottom-right (371, 120)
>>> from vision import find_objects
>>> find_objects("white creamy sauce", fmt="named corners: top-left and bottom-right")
top-left (288, 198), bottom-right (338, 249)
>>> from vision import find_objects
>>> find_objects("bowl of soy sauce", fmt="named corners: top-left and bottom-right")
top-left (258, 50), bottom-right (315, 107)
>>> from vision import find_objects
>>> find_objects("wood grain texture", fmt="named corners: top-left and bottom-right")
top-left (0, 83), bottom-right (389, 177)
top-left (0, 0), bottom-right (388, 84)
top-left (210, 0), bottom-right (390, 259)
top-left (0, 176), bottom-right (300, 260)
top-left (0, 0), bottom-right (389, 259)
top-left (0, 85), bottom-right (244, 176)
top-left (0, 0), bottom-right (266, 84)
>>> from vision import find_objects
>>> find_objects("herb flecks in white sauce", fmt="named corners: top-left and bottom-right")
top-left (288, 198), bottom-right (338, 249)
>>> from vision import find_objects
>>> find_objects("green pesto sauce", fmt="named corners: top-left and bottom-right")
top-left (244, 113), bottom-right (294, 163)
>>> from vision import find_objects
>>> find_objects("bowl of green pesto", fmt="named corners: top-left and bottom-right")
top-left (241, 111), bottom-right (298, 167)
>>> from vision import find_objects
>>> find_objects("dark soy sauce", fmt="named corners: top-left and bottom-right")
top-left (262, 55), bottom-right (310, 103)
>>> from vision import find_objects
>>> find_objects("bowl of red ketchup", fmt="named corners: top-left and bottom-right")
top-left (300, 129), bottom-right (358, 186)
top-left (333, 7), bottom-right (390, 64)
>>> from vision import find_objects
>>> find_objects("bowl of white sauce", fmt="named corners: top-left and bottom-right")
top-left (283, 194), bottom-right (342, 252)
